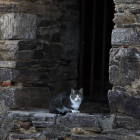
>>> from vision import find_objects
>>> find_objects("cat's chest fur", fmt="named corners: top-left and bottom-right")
top-left (70, 96), bottom-right (81, 110)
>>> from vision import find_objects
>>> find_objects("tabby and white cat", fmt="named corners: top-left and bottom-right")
top-left (49, 88), bottom-right (83, 114)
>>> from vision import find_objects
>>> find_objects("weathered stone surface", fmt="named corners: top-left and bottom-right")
top-left (0, 86), bottom-right (19, 107)
top-left (97, 114), bottom-right (115, 131)
top-left (9, 132), bottom-right (41, 139)
top-left (0, 61), bottom-right (16, 68)
top-left (31, 112), bottom-right (58, 122)
top-left (48, 66), bottom-right (78, 82)
top-left (115, 114), bottom-right (140, 130)
top-left (20, 121), bottom-right (32, 130)
top-left (60, 113), bottom-right (101, 132)
top-left (108, 88), bottom-right (140, 118)
top-left (0, 87), bottom-right (51, 108)
top-left (14, 87), bottom-right (51, 108)
top-left (111, 28), bottom-right (139, 46)
top-left (109, 48), bottom-right (140, 86)
top-left (50, 80), bottom-right (78, 94)
top-left (32, 121), bottom-right (54, 127)
top-left (8, 109), bottom-right (52, 121)
top-left (71, 134), bottom-right (116, 140)
top-left (114, 0), bottom-right (140, 4)
top-left (43, 43), bottom-right (64, 60)
top-left (113, 16), bottom-right (135, 24)
top-left (0, 13), bottom-right (37, 39)
top-left (123, 135), bottom-right (140, 140)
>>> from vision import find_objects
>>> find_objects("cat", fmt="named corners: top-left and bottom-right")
top-left (49, 88), bottom-right (83, 114)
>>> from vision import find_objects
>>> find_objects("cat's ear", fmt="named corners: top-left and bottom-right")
top-left (79, 88), bottom-right (83, 94)
top-left (71, 88), bottom-right (75, 94)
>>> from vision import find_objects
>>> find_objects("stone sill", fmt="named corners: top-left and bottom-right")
top-left (7, 109), bottom-right (115, 140)
top-left (7, 109), bottom-right (140, 140)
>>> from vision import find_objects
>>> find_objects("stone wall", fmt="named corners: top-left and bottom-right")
top-left (108, 0), bottom-right (140, 118)
top-left (0, 0), bottom-right (79, 109)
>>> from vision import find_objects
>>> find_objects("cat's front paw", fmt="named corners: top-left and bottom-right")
top-left (71, 110), bottom-right (80, 113)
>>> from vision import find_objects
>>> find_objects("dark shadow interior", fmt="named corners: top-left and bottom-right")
top-left (79, 0), bottom-right (114, 113)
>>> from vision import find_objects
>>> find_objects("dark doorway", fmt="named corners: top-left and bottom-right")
top-left (79, 0), bottom-right (114, 103)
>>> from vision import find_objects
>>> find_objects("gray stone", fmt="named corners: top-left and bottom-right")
top-left (71, 134), bottom-right (116, 140)
top-left (14, 87), bottom-right (51, 108)
top-left (109, 48), bottom-right (140, 86)
top-left (50, 80), bottom-right (78, 94)
top-left (61, 113), bottom-right (101, 132)
top-left (115, 114), bottom-right (140, 130)
top-left (113, 16), bottom-right (135, 24)
top-left (0, 87), bottom-right (19, 107)
top-left (108, 88), bottom-right (140, 118)
top-left (117, 24), bottom-right (140, 28)
top-left (114, 0), bottom-right (140, 4)
top-left (43, 43), bottom-right (64, 60)
top-left (31, 113), bottom-right (58, 122)
top-left (8, 109), bottom-right (49, 121)
top-left (0, 13), bottom-right (37, 39)
top-left (32, 121), bottom-right (54, 127)
top-left (17, 51), bottom-right (33, 60)
top-left (0, 69), bottom-right (19, 83)
top-left (123, 135), bottom-right (140, 140)
top-left (48, 66), bottom-right (78, 82)
top-left (0, 61), bottom-right (16, 68)
top-left (0, 87), bottom-right (51, 108)
top-left (9, 132), bottom-right (41, 139)
top-left (97, 114), bottom-right (115, 131)
top-left (111, 28), bottom-right (139, 46)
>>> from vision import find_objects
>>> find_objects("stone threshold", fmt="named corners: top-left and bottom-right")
top-left (6, 109), bottom-right (140, 140)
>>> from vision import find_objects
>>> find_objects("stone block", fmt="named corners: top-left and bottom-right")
top-left (20, 121), bottom-right (32, 130)
top-left (50, 80), bottom-right (78, 94)
top-left (0, 13), bottom-right (36, 39)
top-left (18, 51), bottom-right (33, 60)
top-left (114, 0), bottom-right (140, 3)
top-left (109, 48), bottom-right (140, 86)
top-left (9, 132), bottom-right (41, 139)
top-left (0, 87), bottom-right (51, 108)
top-left (115, 114), bottom-right (140, 130)
top-left (43, 43), bottom-right (64, 60)
top-left (71, 134), bottom-right (116, 140)
top-left (60, 113), bottom-right (101, 132)
top-left (8, 109), bottom-right (50, 121)
top-left (32, 121), bottom-right (54, 128)
top-left (123, 135), bottom-right (140, 140)
top-left (108, 88), bottom-right (140, 118)
top-left (113, 16), bottom-right (135, 24)
top-left (8, 110), bottom-right (58, 127)
top-left (0, 69), bottom-right (19, 83)
top-left (0, 61), bottom-right (16, 68)
top-left (31, 112), bottom-right (58, 122)
top-left (111, 28), bottom-right (139, 46)
top-left (48, 66), bottom-right (78, 82)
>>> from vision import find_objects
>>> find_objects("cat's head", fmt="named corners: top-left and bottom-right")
top-left (71, 88), bottom-right (83, 102)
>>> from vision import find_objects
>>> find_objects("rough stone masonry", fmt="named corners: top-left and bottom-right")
top-left (0, 0), bottom-right (80, 109)
top-left (2, 0), bottom-right (140, 140)
top-left (0, 0), bottom-right (80, 139)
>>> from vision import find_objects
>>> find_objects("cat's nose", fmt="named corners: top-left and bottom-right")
top-left (77, 98), bottom-right (81, 101)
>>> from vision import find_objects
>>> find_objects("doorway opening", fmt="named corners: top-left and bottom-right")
top-left (79, 0), bottom-right (114, 113)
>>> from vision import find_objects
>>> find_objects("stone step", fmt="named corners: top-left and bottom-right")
top-left (9, 132), bottom-right (41, 140)
top-left (8, 109), bottom-right (58, 122)
top-left (71, 134), bottom-right (116, 140)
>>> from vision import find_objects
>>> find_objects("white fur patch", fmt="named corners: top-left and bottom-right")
top-left (70, 95), bottom-right (82, 110)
